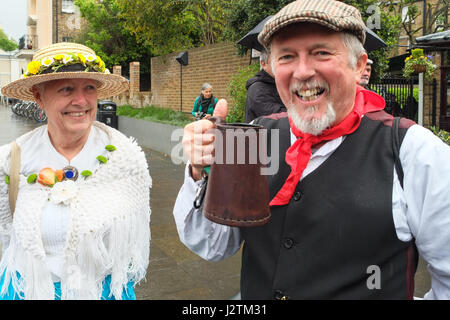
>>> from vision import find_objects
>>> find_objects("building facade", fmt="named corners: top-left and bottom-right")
top-left (17, 0), bottom-right (83, 61)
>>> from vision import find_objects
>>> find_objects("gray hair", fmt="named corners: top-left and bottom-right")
top-left (201, 83), bottom-right (212, 91)
top-left (259, 50), bottom-right (269, 64)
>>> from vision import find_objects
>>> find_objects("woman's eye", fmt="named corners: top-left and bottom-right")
top-left (59, 87), bottom-right (73, 94)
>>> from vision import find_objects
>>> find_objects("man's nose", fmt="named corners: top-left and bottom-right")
top-left (292, 57), bottom-right (315, 80)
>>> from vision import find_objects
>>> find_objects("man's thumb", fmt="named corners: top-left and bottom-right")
top-left (212, 99), bottom-right (228, 121)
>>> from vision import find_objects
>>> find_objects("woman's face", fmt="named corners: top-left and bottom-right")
top-left (33, 78), bottom-right (98, 141)
top-left (202, 88), bottom-right (212, 99)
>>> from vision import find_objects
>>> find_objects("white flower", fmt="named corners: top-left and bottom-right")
top-left (104, 68), bottom-right (110, 74)
top-left (41, 56), bottom-right (54, 67)
top-left (85, 54), bottom-right (96, 63)
top-left (50, 180), bottom-right (79, 205)
top-left (63, 54), bottom-right (74, 64)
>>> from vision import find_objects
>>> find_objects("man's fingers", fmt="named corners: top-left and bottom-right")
top-left (212, 99), bottom-right (228, 121)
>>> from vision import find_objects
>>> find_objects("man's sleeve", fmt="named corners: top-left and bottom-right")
top-left (173, 164), bottom-right (242, 262)
top-left (401, 125), bottom-right (450, 299)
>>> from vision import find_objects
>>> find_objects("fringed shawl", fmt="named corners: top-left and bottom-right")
top-left (0, 122), bottom-right (151, 299)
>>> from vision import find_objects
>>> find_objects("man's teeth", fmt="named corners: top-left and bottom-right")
top-left (297, 88), bottom-right (324, 101)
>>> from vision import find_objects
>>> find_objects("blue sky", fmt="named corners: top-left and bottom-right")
top-left (0, 0), bottom-right (27, 41)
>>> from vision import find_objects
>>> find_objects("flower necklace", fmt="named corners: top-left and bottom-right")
top-left (25, 144), bottom-right (116, 187)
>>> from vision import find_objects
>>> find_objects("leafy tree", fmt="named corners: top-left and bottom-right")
top-left (0, 28), bottom-right (18, 52)
top-left (224, 0), bottom-right (291, 54)
top-left (116, 0), bottom-right (232, 56)
top-left (74, 0), bottom-right (152, 74)
top-left (383, 0), bottom-right (449, 47)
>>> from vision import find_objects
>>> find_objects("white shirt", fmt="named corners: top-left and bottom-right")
top-left (173, 124), bottom-right (450, 299)
top-left (18, 125), bottom-right (110, 280)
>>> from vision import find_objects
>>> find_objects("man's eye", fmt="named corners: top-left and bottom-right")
top-left (316, 51), bottom-right (331, 56)
top-left (279, 55), bottom-right (293, 61)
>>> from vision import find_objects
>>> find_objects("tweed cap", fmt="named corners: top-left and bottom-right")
top-left (258, 0), bottom-right (366, 48)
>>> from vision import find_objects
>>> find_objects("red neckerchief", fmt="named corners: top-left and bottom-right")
top-left (269, 86), bottom-right (386, 206)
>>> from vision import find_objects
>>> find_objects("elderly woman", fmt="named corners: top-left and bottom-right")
top-left (0, 43), bottom-right (151, 300)
top-left (191, 83), bottom-right (218, 120)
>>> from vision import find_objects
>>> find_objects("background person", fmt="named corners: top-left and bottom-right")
top-left (0, 42), bottom-right (151, 300)
top-left (245, 50), bottom-right (286, 123)
top-left (192, 83), bottom-right (218, 120)
top-left (173, 0), bottom-right (450, 300)
top-left (359, 58), bottom-right (373, 89)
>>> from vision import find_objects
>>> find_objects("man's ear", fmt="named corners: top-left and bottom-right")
top-left (355, 53), bottom-right (368, 81)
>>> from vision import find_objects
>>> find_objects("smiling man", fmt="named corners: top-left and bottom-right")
top-left (173, 0), bottom-right (450, 299)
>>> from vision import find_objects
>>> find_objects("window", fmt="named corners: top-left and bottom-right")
top-left (62, 36), bottom-right (73, 42)
top-left (62, 0), bottom-right (75, 13)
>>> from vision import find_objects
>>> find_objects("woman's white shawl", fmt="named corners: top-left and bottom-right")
top-left (0, 122), bottom-right (151, 299)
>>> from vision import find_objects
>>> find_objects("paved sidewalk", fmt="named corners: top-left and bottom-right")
top-left (0, 103), bottom-right (431, 299)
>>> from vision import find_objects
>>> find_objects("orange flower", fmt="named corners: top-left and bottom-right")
top-left (38, 168), bottom-right (57, 187)
top-left (55, 169), bottom-right (64, 182)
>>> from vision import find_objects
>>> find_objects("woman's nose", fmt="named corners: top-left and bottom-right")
top-left (72, 88), bottom-right (88, 106)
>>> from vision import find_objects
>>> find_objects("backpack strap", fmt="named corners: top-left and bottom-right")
top-left (392, 117), bottom-right (404, 189)
top-left (9, 141), bottom-right (21, 216)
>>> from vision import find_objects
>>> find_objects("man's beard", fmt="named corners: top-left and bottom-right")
top-left (288, 101), bottom-right (336, 136)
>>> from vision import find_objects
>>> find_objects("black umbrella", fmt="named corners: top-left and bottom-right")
top-left (237, 16), bottom-right (387, 52)
top-left (364, 27), bottom-right (387, 52)
top-left (237, 15), bottom-right (273, 52)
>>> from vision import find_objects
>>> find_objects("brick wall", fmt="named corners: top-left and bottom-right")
top-left (150, 42), bottom-right (250, 113)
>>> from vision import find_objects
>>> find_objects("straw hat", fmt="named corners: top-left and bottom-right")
top-left (1, 42), bottom-right (129, 101)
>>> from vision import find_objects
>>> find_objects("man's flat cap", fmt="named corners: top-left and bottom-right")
top-left (258, 0), bottom-right (366, 48)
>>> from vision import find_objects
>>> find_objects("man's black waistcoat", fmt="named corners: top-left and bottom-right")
top-left (241, 111), bottom-right (417, 300)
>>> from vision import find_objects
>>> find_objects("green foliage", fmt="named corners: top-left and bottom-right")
top-left (74, 0), bottom-right (152, 73)
top-left (96, 155), bottom-right (108, 164)
top-left (226, 63), bottom-right (260, 123)
top-left (81, 170), bottom-right (92, 178)
top-left (116, 0), bottom-right (232, 56)
top-left (27, 174), bottom-right (38, 184)
top-left (117, 105), bottom-right (193, 127)
top-left (429, 127), bottom-right (450, 146)
top-left (224, 0), bottom-right (291, 54)
top-left (105, 145), bottom-right (117, 152)
top-left (0, 28), bottom-right (18, 52)
top-left (5, 175), bottom-right (10, 185)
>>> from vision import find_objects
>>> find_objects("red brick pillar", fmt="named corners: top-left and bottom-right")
top-left (112, 65), bottom-right (122, 76)
top-left (129, 62), bottom-right (140, 97)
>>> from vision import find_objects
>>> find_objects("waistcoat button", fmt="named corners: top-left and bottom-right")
top-left (283, 238), bottom-right (294, 249)
top-left (293, 191), bottom-right (302, 201)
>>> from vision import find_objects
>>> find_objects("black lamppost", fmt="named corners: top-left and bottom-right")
top-left (176, 51), bottom-right (188, 112)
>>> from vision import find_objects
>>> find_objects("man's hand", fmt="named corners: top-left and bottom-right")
top-left (183, 99), bottom-right (228, 181)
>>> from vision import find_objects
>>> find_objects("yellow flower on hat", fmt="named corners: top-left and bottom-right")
top-left (54, 54), bottom-right (64, 61)
top-left (77, 53), bottom-right (86, 65)
top-left (41, 56), bottom-right (54, 67)
top-left (27, 61), bottom-right (42, 75)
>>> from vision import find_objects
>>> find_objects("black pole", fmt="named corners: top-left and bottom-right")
top-left (180, 64), bottom-right (182, 112)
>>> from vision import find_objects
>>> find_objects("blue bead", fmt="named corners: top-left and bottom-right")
top-left (65, 171), bottom-right (74, 179)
